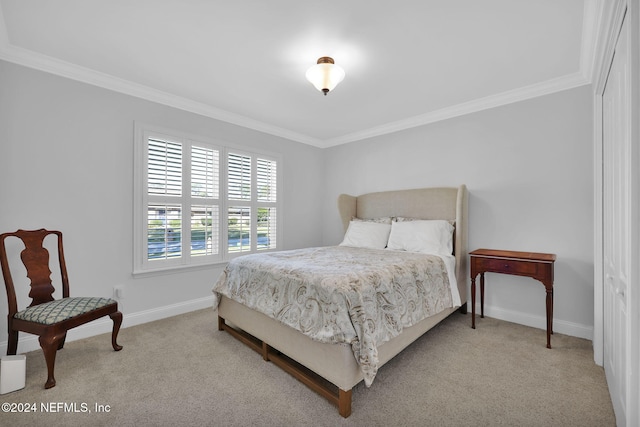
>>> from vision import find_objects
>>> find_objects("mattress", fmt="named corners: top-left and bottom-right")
top-left (213, 245), bottom-right (459, 386)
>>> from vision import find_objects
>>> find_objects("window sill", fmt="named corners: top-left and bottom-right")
top-left (132, 260), bottom-right (228, 278)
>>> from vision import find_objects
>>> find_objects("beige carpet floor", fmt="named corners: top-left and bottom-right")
top-left (1, 308), bottom-right (615, 426)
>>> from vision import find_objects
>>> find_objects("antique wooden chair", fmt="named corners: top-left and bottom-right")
top-left (0, 229), bottom-right (123, 389)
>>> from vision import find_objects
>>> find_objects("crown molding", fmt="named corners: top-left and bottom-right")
top-left (321, 72), bottom-right (591, 148)
top-left (0, 2), bottom-right (596, 149)
top-left (0, 27), bottom-right (323, 148)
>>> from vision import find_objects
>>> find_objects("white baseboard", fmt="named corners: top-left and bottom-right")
top-left (1, 297), bottom-right (592, 355)
top-left (0, 295), bottom-right (216, 355)
top-left (475, 303), bottom-right (594, 341)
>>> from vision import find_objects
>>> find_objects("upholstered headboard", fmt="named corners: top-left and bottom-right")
top-left (337, 185), bottom-right (468, 305)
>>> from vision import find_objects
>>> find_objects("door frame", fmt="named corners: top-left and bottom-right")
top-left (592, 1), bottom-right (640, 426)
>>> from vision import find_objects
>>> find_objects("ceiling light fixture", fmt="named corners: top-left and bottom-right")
top-left (305, 56), bottom-right (345, 96)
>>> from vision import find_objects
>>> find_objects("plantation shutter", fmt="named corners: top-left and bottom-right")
top-left (228, 153), bottom-right (251, 200)
top-left (146, 138), bottom-right (183, 261)
top-left (256, 157), bottom-right (277, 250)
top-left (191, 145), bottom-right (220, 257)
top-left (257, 158), bottom-right (277, 202)
top-left (191, 146), bottom-right (219, 198)
top-left (135, 123), bottom-right (281, 272)
top-left (148, 138), bottom-right (182, 196)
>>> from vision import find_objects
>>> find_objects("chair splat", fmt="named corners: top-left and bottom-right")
top-left (19, 229), bottom-right (56, 306)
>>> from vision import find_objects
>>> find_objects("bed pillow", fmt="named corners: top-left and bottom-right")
top-left (351, 216), bottom-right (393, 224)
top-left (339, 220), bottom-right (391, 249)
top-left (386, 219), bottom-right (454, 254)
top-left (396, 217), bottom-right (456, 227)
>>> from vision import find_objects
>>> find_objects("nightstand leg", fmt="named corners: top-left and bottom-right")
top-left (551, 288), bottom-right (554, 334)
top-left (471, 276), bottom-right (476, 329)
top-left (480, 273), bottom-right (485, 318)
top-left (546, 288), bottom-right (553, 349)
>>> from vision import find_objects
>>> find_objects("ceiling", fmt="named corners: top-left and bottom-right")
top-left (0, 1), bottom-right (600, 148)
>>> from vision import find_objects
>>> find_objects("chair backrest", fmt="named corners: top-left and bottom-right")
top-left (0, 229), bottom-right (70, 316)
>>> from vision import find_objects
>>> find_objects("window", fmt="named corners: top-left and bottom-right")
top-left (227, 152), bottom-right (278, 254)
top-left (134, 124), bottom-right (281, 273)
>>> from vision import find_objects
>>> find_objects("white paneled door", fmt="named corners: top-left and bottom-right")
top-left (602, 11), bottom-right (631, 425)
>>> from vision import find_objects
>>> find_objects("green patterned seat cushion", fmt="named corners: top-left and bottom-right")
top-left (14, 297), bottom-right (116, 325)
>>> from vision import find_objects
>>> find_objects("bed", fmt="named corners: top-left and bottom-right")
top-left (213, 185), bottom-right (468, 417)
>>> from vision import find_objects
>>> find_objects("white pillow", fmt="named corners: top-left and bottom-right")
top-left (339, 220), bottom-right (391, 249)
top-left (386, 220), bottom-right (454, 254)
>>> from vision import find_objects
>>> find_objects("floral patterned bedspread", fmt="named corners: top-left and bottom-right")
top-left (212, 246), bottom-right (458, 386)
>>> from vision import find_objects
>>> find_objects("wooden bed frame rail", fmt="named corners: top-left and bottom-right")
top-left (218, 315), bottom-right (353, 417)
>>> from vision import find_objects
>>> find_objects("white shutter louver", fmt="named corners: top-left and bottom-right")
top-left (148, 138), bottom-right (182, 196)
top-left (147, 204), bottom-right (182, 260)
top-left (257, 158), bottom-right (277, 202)
top-left (228, 206), bottom-right (251, 253)
top-left (191, 146), bottom-right (219, 198)
top-left (191, 205), bottom-right (219, 256)
top-left (228, 153), bottom-right (251, 200)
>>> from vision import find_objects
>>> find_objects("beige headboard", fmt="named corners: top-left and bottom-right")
top-left (337, 185), bottom-right (468, 305)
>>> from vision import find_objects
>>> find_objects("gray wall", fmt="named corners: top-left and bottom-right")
top-left (0, 58), bottom-right (594, 350)
top-left (0, 60), bottom-right (325, 350)
top-left (322, 86), bottom-right (594, 338)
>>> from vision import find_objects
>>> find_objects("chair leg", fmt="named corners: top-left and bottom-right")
top-left (109, 311), bottom-right (123, 351)
top-left (39, 332), bottom-right (65, 389)
top-left (7, 330), bottom-right (18, 355)
top-left (57, 332), bottom-right (67, 350)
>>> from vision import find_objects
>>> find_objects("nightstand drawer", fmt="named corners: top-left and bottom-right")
top-left (474, 257), bottom-right (538, 275)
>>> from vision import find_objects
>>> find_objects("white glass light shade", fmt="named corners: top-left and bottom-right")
top-left (305, 57), bottom-right (345, 95)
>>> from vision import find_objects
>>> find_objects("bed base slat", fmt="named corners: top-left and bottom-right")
top-left (218, 316), bottom-right (263, 354)
top-left (218, 316), bottom-right (352, 418)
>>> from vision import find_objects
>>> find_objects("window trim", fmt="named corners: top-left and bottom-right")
top-left (133, 122), bottom-right (283, 275)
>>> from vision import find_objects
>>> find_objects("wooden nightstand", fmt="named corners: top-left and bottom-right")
top-left (469, 249), bottom-right (557, 348)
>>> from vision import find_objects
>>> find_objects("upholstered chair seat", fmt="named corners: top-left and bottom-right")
top-left (14, 297), bottom-right (117, 325)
